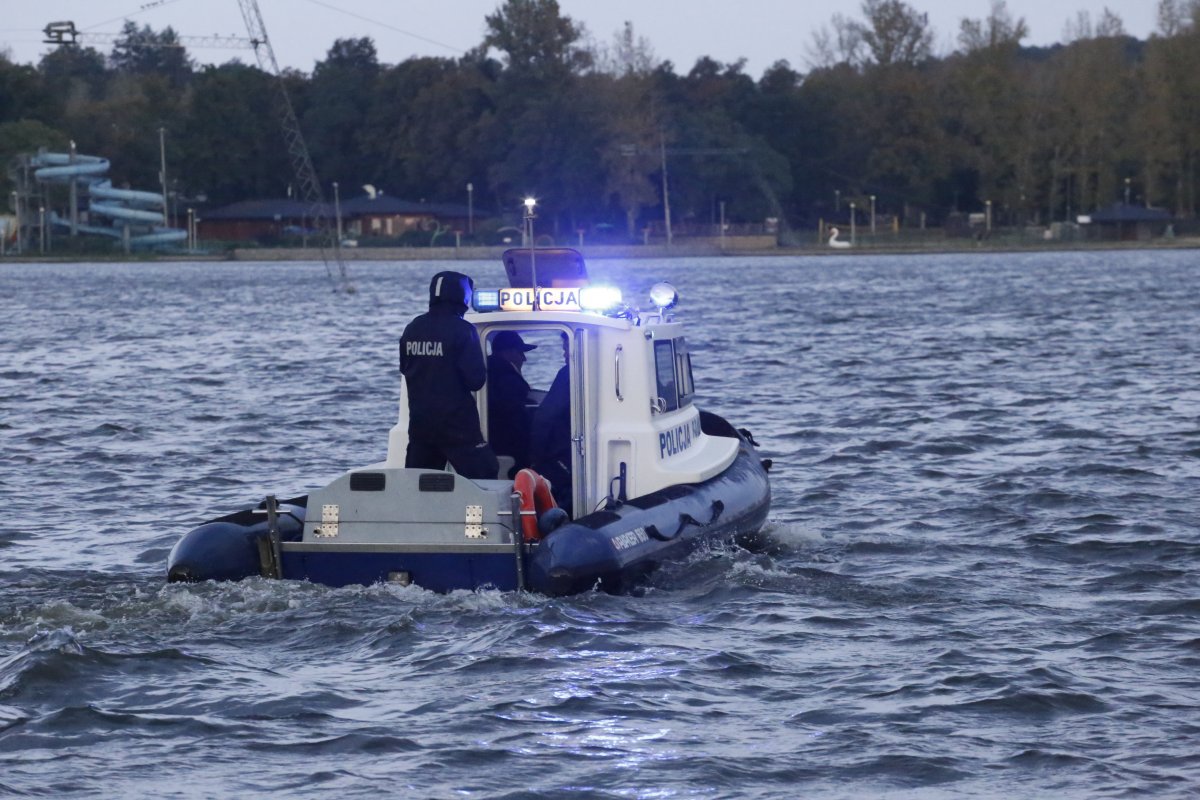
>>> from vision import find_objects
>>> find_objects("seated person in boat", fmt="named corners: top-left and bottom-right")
top-left (531, 334), bottom-right (572, 515)
top-left (487, 330), bottom-right (537, 477)
top-left (399, 271), bottom-right (499, 479)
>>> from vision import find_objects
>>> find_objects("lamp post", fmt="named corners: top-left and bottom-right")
top-left (69, 139), bottom-right (78, 236)
top-left (719, 200), bottom-right (726, 251)
top-left (467, 182), bottom-right (474, 235)
top-left (158, 127), bottom-right (168, 227)
top-left (985, 199), bottom-right (992, 233)
top-left (332, 181), bottom-right (342, 245)
top-left (869, 194), bottom-right (876, 235)
top-left (660, 133), bottom-right (673, 248)
top-left (1124, 177), bottom-right (1131, 206)
top-left (835, 189), bottom-right (841, 214)
top-left (849, 201), bottom-right (856, 245)
top-left (11, 191), bottom-right (20, 255)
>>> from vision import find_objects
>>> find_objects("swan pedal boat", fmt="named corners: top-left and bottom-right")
top-left (167, 249), bottom-right (771, 596)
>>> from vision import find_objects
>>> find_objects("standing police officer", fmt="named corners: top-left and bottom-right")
top-left (399, 271), bottom-right (499, 479)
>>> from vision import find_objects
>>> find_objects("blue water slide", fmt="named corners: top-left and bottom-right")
top-left (30, 151), bottom-right (187, 247)
top-left (29, 152), bottom-right (110, 180)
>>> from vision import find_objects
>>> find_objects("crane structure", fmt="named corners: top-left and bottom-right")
top-left (42, 20), bottom-right (251, 50)
top-left (234, 0), bottom-right (352, 292)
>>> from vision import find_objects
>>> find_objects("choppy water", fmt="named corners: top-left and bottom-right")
top-left (2, 250), bottom-right (1199, 798)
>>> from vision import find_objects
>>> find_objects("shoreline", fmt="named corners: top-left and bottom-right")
top-left (2, 236), bottom-right (1197, 264)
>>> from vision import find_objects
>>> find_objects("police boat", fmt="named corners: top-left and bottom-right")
top-left (167, 248), bottom-right (771, 596)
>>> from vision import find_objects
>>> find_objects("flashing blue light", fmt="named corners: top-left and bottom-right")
top-left (649, 282), bottom-right (678, 310)
top-left (473, 289), bottom-right (501, 312)
top-left (579, 286), bottom-right (622, 312)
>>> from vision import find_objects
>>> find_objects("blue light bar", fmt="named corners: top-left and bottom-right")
top-left (580, 286), bottom-right (622, 312)
top-left (473, 289), bottom-right (501, 312)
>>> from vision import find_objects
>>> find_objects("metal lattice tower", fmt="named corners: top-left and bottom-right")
top-left (235, 0), bottom-right (352, 293)
top-left (43, 21), bottom-right (251, 50)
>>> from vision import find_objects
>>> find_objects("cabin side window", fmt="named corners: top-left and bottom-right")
top-left (653, 338), bottom-right (694, 412)
top-left (675, 337), bottom-right (695, 405)
top-left (654, 340), bottom-right (679, 412)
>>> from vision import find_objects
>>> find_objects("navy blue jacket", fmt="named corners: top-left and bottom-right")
top-left (531, 365), bottom-right (571, 468)
top-left (400, 306), bottom-right (487, 446)
top-left (486, 354), bottom-right (533, 469)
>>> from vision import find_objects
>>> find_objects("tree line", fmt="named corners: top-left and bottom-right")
top-left (2, 0), bottom-right (1198, 243)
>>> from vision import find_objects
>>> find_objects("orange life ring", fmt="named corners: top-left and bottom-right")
top-left (514, 468), bottom-right (557, 542)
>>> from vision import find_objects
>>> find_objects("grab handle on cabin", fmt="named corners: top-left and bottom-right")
top-left (614, 345), bottom-right (624, 401)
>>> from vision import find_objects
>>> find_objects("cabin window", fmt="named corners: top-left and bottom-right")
top-left (653, 338), bottom-right (695, 413)
top-left (654, 340), bottom-right (680, 412)
top-left (675, 337), bottom-right (695, 405)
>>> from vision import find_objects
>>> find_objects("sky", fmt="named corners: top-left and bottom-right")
top-left (1, 0), bottom-right (1162, 78)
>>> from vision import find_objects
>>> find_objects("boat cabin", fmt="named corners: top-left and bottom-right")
top-left (385, 248), bottom-right (740, 516)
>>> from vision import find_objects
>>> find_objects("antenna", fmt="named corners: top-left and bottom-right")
top-left (523, 197), bottom-right (537, 306)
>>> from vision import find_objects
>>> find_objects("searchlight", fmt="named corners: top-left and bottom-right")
top-left (649, 282), bottom-right (678, 310)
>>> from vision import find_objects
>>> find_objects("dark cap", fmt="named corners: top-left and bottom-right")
top-left (429, 271), bottom-right (474, 310)
top-left (492, 331), bottom-right (537, 353)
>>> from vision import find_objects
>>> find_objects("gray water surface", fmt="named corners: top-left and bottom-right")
top-left (2, 251), bottom-right (1198, 798)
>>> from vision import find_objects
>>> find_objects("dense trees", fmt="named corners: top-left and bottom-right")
top-left (3, 0), bottom-right (1199, 237)
top-left (108, 21), bottom-right (193, 87)
top-left (304, 37), bottom-right (380, 188)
